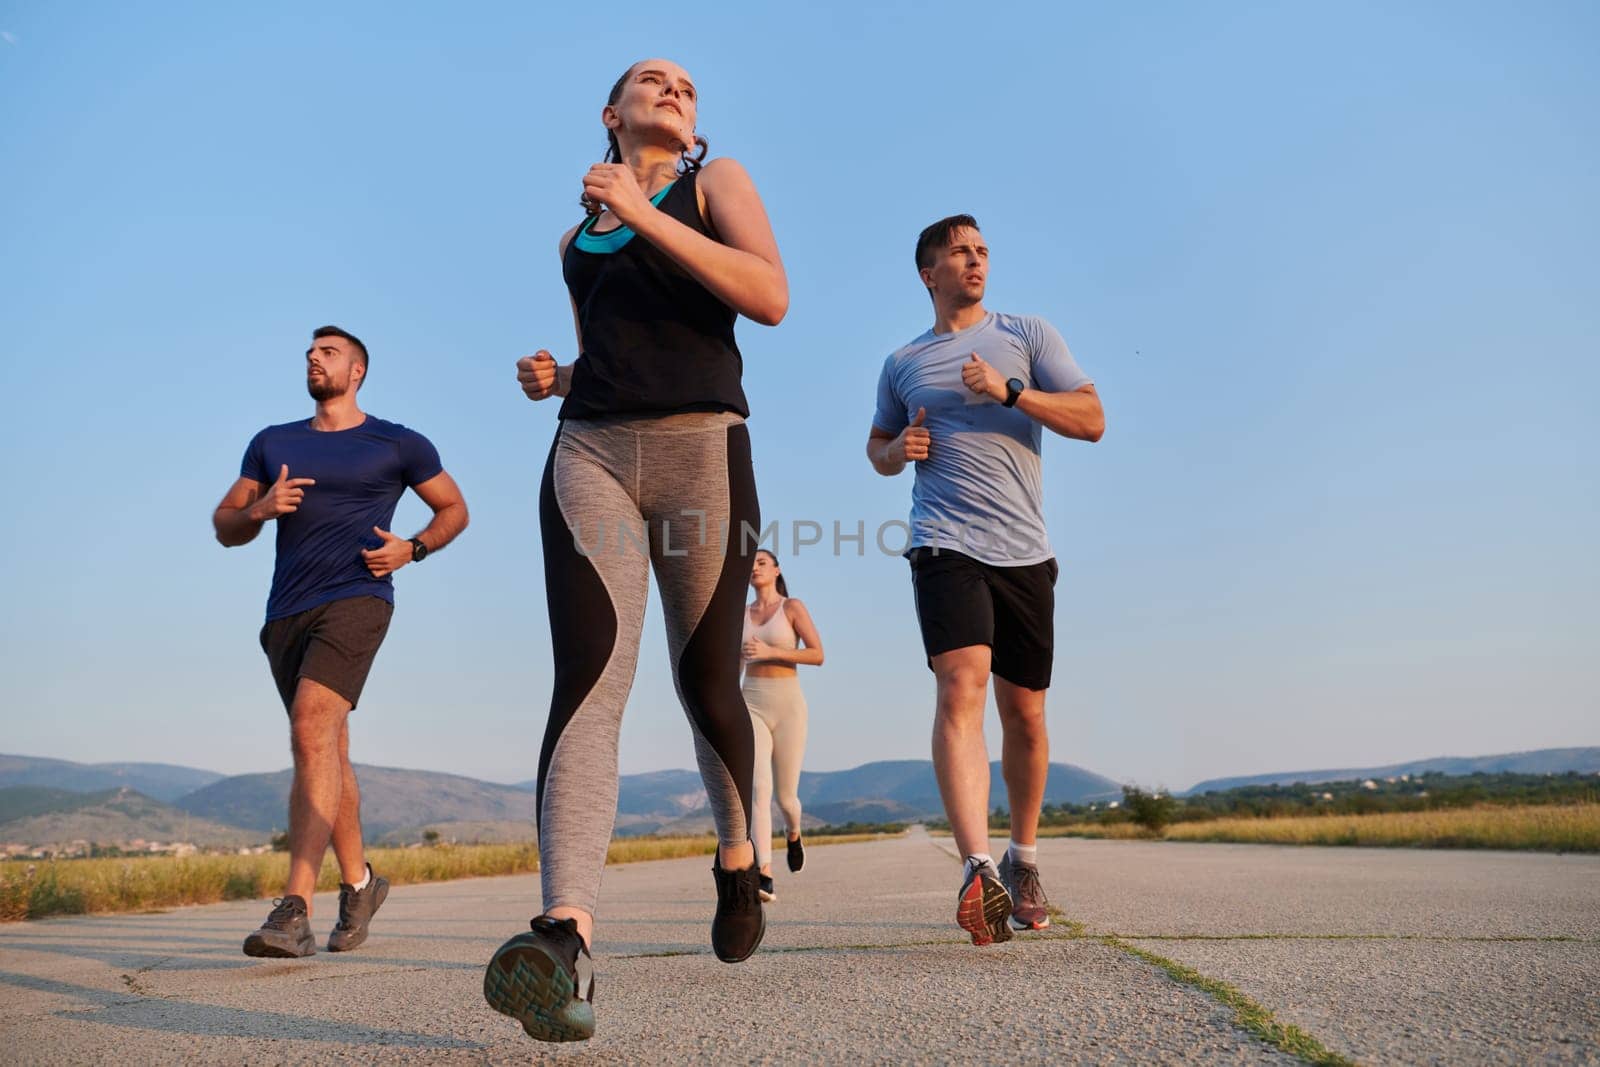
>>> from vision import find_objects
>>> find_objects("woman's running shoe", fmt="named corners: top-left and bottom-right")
top-left (483, 916), bottom-right (596, 1042)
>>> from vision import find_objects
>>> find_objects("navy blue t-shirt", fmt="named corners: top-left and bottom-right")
top-left (240, 416), bottom-right (444, 621)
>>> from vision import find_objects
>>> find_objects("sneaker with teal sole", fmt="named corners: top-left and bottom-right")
top-left (483, 916), bottom-right (596, 1042)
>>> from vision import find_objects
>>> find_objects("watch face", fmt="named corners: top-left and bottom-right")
top-left (1007, 378), bottom-right (1025, 393)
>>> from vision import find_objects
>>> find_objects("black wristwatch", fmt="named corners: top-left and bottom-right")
top-left (409, 538), bottom-right (429, 563)
top-left (1003, 377), bottom-right (1025, 408)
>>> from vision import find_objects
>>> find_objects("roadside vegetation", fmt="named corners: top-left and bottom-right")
top-left (1040, 804), bottom-right (1598, 852)
top-left (944, 772), bottom-right (1600, 852)
top-left (0, 830), bottom-right (901, 922)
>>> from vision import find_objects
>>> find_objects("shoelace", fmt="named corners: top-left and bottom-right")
top-left (1012, 863), bottom-right (1048, 906)
top-left (264, 897), bottom-right (304, 929)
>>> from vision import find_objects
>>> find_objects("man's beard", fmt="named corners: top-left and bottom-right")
top-left (307, 374), bottom-right (348, 401)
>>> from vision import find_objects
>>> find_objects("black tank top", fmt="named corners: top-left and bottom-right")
top-left (559, 170), bottom-right (749, 420)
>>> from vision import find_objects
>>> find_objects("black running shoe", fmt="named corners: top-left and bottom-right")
top-left (786, 834), bottom-right (805, 873)
top-left (483, 916), bottom-right (596, 1043)
top-left (327, 864), bottom-right (390, 952)
top-left (759, 873), bottom-right (776, 903)
top-left (243, 895), bottom-right (316, 958)
top-left (955, 861), bottom-right (1014, 947)
top-left (711, 860), bottom-right (766, 963)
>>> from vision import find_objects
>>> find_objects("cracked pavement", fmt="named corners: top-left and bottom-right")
top-left (1, 830), bottom-right (1595, 1064)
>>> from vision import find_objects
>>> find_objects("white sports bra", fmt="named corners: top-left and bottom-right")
top-left (743, 598), bottom-right (797, 650)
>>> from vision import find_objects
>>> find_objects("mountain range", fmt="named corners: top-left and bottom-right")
top-left (1183, 747), bottom-right (1600, 795)
top-left (0, 752), bottom-right (1121, 847)
top-left (0, 754), bottom-right (224, 803)
top-left (2, 746), bottom-right (1594, 849)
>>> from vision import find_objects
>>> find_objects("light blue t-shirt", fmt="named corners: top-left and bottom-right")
top-left (872, 312), bottom-right (1091, 566)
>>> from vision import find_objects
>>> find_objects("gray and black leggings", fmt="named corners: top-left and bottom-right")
top-left (537, 411), bottom-right (758, 915)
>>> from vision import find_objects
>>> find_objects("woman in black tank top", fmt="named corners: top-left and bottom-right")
top-left (515, 57), bottom-right (788, 413)
top-left (487, 59), bottom-right (789, 1044)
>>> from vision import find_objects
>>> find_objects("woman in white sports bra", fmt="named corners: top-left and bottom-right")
top-left (742, 549), bottom-right (825, 901)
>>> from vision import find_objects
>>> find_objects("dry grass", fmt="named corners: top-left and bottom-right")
top-left (1038, 804), bottom-right (1600, 851)
top-left (0, 831), bottom-right (900, 922)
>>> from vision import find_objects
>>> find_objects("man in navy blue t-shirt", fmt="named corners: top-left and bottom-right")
top-left (213, 325), bottom-right (469, 959)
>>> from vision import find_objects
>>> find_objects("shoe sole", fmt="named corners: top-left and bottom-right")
top-left (956, 874), bottom-right (1014, 946)
top-left (483, 935), bottom-right (595, 1042)
top-left (327, 879), bottom-right (390, 952)
top-left (243, 934), bottom-right (315, 958)
top-left (787, 846), bottom-right (804, 873)
top-left (1010, 914), bottom-right (1051, 931)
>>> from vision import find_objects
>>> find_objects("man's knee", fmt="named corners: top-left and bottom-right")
top-left (1000, 698), bottom-right (1046, 730)
top-left (933, 647), bottom-right (990, 701)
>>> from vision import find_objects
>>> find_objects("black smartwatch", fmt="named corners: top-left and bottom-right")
top-left (409, 538), bottom-right (429, 563)
top-left (1003, 377), bottom-right (1025, 408)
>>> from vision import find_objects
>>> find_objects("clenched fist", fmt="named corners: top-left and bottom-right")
top-left (960, 352), bottom-right (1006, 403)
top-left (581, 164), bottom-right (654, 229)
top-left (517, 351), bottom-right (559, 401)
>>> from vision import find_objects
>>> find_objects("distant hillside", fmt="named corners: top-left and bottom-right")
top-left (585, 759), bottom-right (1124, 835)
top-left (0, 786), bottom-right (97, 824)
top-left (179, 764), bottom-right (534, 838)
top-left (0, 754), bottom-right (225, 803)
top-left (804, 759), bottom-right (1123, 811)
top-left (1184, 747), bottom-right (1600, 795)
top-left (8, 752), bottom-right (1124, 844)
top-left (0, 787), bottom-right (261, 848)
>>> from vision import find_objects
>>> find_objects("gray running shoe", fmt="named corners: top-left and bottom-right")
top-left (997, 852), bottom-right (1051, 930)
top-left (243, 895), bottom-right (316, 958)
top-left (484, 916), bottom-right (596, 1042)
top-left (327, 864), bottom-right (389, 952)
top-left (955, 860), bottom-right (1013, 946)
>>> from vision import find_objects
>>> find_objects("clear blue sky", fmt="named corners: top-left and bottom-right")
top-left (2, 1), bottom-right (1595, 791)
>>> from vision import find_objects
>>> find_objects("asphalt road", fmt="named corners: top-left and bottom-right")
top-left (1, 830), bottom-right (1595, 1064)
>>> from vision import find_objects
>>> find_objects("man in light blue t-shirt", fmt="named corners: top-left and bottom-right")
top-left (867, 214), bottom-right (1105, 946)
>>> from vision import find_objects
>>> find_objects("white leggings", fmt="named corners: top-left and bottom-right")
top-left (743, 675), bottom-right (808, 869)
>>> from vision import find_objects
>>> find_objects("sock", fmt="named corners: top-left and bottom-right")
top-left (350, 864), bottom-right (371, 892)
top-left (963, 853), bottom-right (996, 880)
top-left (1007, 840), bottom-right (1037, 866)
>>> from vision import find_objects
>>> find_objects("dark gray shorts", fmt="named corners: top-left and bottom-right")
top-left (259, 595), bottom-right (394, 712)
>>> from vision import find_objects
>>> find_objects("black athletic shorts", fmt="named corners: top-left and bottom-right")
top-left (259, 595), bottom-right (394, 712)
top-left (908, 547), bottom-right (1058, 690)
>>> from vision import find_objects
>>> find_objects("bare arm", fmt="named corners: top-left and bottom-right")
top-left (866, 408), bottom-right (930, 476)
top-left (409, 471), bottom-right (470, 552)
top-left (213, 477), bottom-right (268, 546)
top-left (585, 158), bottom-right (788, 325)
top-left (962, 353), bottom-right (1105, 442)
top-left (212, 465), bottom-right (315, 547)
top-left (1014, 383), bottom-right (1105, 442)
top-left (516, 228), bottom-right (582, 402)
top-left (358, 470), bottom-right (470, 578)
